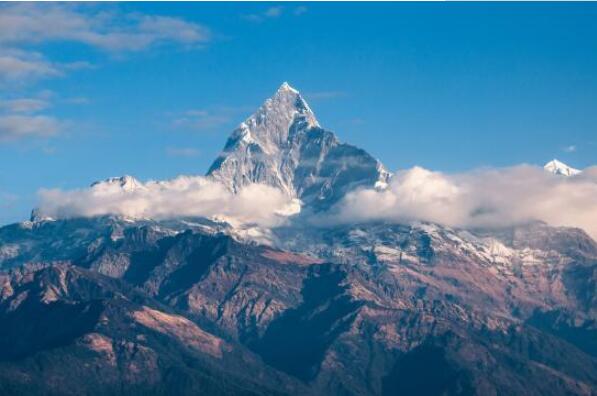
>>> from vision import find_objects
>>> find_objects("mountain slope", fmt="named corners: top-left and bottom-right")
top-left (0, 263), bottom-right (308, 396)
top-left (2, 217), bottom-right (596, 395)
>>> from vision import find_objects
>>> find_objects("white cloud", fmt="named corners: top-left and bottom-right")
top-left (0, 49), bottom-right (61, 83)
top-left (0, 114), bottom-right (62, 141)
top-left (33, 162), bottom-right (597, 239)
top-left (563, 145), bottom-right (577, 153)
top-left (0, 4), bottom-right (210, 83)
top-left (0, 92), bottom-right (66, 142)
top-left (37, 176), bottom-right (300, 227)
top-left (0, 3), bottom-right (210, 52)
top-left (242, 6), bottom-right (284, 23)
top-left (323, 165), bottom-right (597, 239)
top-left (0, 98), bottom-right (49, 113)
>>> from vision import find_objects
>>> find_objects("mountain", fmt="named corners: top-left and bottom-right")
top-left (1, 83), bottom-right (596, 395)
top-left (90, 175), bottom-right (146, 191)
top-left (2, 217), bottom-right (596, 395)
top-left (0, 263), bottom-right (308, 396)
top-left (544, 159), bottom-right (581, 176)
top-left (207, 82), bottom-right (390, 211)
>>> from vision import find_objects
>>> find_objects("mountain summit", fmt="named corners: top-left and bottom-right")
top-left (544, 159), bottom-right (581, 176)
top-left (207, 82), bottom-right (390, 210)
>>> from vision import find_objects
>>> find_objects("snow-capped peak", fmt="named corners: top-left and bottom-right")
top-left (220, 82), bottom-right (319, 155)
top-left (91, 175), bottom-right (145, 191)
top-left (544, 159), bottom-right (581, 176)
top-left (207, 82), bottom-right (390, 211)
top-left (278, 81), bottom-right (299, 94)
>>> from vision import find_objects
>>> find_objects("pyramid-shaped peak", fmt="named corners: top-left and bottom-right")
top-left (277, 81), bottom-right (299, 94)
top-left (207, 83), bottom-right (389, 210)
top-left (222, 83), bottom-right (318, 152)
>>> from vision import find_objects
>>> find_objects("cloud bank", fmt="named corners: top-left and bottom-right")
top-left (37, 176), bottom-right (300, 227)
top-left (35, 165), bottom-right (597, 239)
top-left (324, 165), bottom-right (597, 239)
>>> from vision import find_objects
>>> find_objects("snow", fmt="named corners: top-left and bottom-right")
top-left (91, 175), bottom-right (146, 192)
top-left (279, 81), bottom-right (299, 94)
top-left (239, 126), bottom-right (255, 145)
top-left (206, 82), bottom-right (387, 210)
top-left (544, 159), bottom-right (581, 176)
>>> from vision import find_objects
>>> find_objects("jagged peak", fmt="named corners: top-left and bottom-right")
top-left (224, 83), bottom-right (319, 154)
top-left (207, 82), bottom-right (389, 211)
top-left (90, 175), bottom-right (145, 191)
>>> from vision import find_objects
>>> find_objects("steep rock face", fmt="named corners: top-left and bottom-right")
top-left (207, 83), bottom-right (389, 210)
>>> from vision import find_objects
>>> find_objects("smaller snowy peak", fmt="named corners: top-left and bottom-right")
top-left (91, 175), bottom-right (145, 191)
top-left (544, 159), bottom-right (581, 176)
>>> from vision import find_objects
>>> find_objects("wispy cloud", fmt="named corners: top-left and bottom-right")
top-left (0, 98), bottom-right (50, 113)
top-left (0, 3), bottom-right (211, 141)
top-left (0, 3), bottom-right (210, 52)
top-left (563, 145), bottom-right (577, 153)
top-left (242, 6), bottom-right (284, 23)
top-left (0, 49), bottom-right (61, 83)
top-left (0, 92), bottom-right (68, 142)
top-left (0, 3), bottom-right (210, 83)
top-left (0, 114), bottom-right (62, 142)
top-left (166, 147), bottom-right (201, 158)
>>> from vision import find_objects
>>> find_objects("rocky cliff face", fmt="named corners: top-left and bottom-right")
top-left (0, 83), bottom-right (596, 395)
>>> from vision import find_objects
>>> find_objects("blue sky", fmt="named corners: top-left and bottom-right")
top-left (1, 2), bottom-right (597, 224)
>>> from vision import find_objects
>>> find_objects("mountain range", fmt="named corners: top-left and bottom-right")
top-left (0, 83), bottom-right (595, 396)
